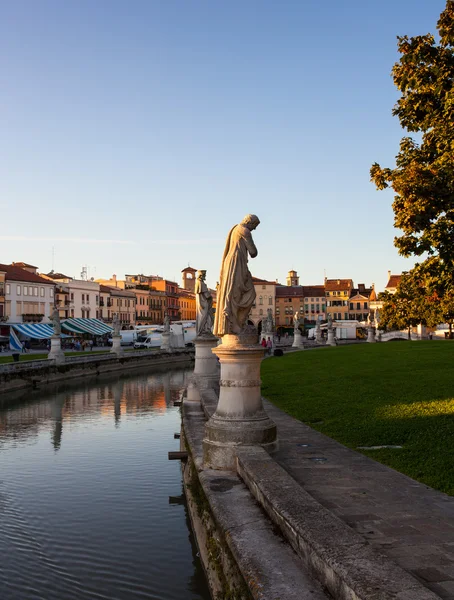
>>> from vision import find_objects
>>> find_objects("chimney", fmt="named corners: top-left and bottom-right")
top-left (337, 279), bottom-right (340, 285)
top-left (388, 270), bottom-right (391, 280)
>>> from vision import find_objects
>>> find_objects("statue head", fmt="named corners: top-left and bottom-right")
top-left (241, 214), bottom-right (260, 231)
top-left (197, 270), bottom-right (206, 281)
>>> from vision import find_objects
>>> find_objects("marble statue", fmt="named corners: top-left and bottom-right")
top-left (264, 308), bottom-right (274, 334)
top-left (213, 214), bottom-right (260, 336)
top-left (327, 313), bottom-right (333, 330)
top-left (195, 270), bottom-right (214, 336)
top-left (293, 311), bottom-right (300, 332)
top-left (112, 313), bottom-right (121, 336)
top-left (163, 314), bottom-right (171, 333)
top-left (375, 308), bottom-right (380, 326)
top-left (51, 306), bottom-right (61, 336)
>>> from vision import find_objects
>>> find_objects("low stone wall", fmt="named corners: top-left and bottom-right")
top-left (182, 384), bottom-right (441, 600)
top-left (0, 349), bottom-right (194, 396)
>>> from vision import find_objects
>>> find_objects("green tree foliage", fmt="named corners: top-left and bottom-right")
top-left (371, 1), bottom-right (454, 275)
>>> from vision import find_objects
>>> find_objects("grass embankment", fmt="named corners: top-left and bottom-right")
top-left (261, 341), bottom-right (454, 495)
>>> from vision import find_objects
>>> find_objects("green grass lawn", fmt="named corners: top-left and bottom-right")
top-left (261, 341), bottom-right (454, 495)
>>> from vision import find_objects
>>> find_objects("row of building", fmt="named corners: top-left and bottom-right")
top-left (0, 263), bottom-right (206, 328)
top-left (249, 270), bottom-right (401, 333)
top-left (0, 261), bottom-right (401, 334)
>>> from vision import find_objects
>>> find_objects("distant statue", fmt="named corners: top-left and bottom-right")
top-left (293, 311), bottom-right (300, 333)
top-left (214, 214), bottom-right (260, 336)
top-left (195, 270), bottom-right (214, 336)
top-left (265, 308), bottom-right (274, 334)
top-left (375, 309), bottom-right (380, 327)
top-left (163, 313), bottom-right (171, 333)
top-left (51, 306), bottom-right (61, 336)
top-left (112, 313), bottom-right (121, 336)
top-left (327, 313), bottom-right (333, 330)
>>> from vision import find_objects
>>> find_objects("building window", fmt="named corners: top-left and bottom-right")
top-left (350, 302), bottom-right (353, 310)
top-left (33, 287), bottom-right (38, 296)
top-left (24, 287), bottom-right (28, 296)
top-left (259, 296), bottom-right (263, 305)
top-left (262, 285), bottom-right (266, 290)
top-left (364, 302), bottom-right (368, 309)
top-left (268, 297), bottom-right (272, 305)
top-left (40, 287), bottom-right (44, 297)
top-left (87, 294), bottom-right (90, 303)
top-left (356, 302), bottom-right (360, 310)
top-left (259, 309), bottom-right (263, 315)
top-left (17, 285), bottom-right (21, 295)
top-left (96, 295), bottom-right (99, 305)
top-left (82, 294), bottom-right (85, 303)
top-left (50, 288), bottom-right (54, 298)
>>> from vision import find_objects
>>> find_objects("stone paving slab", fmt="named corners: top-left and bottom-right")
top-left (263, 399), bottom-right (454, 599)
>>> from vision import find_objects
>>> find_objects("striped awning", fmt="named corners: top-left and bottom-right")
top-left (61, 318), bottom-right (113, 335)
top-left (12, 323), bottom-right (55, 339)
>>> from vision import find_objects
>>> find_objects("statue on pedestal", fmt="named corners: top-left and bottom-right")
top-left (375, 308), bottom-right (380, 327)
top-left (51, 306), bottom-right (61, 336)
top-left (264, 308), bottom-right (274, 335)
top-left (195, 270), bottom-right (214, 336)
top-left (293, 311), bottom-right (300, 333)
top-left (163, 313), bottom-right (171, 333)
top-left (327, 313), bottom-right (333, 330)
top-left (112, 313), bottom-right (121, 336)
top-left (214, 214), bottom-right (260, 336)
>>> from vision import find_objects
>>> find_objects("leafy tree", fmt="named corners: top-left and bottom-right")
top-left (378, 274), bottom-right (428, 337)
top-left (371, 1), bottom-right (454, 281)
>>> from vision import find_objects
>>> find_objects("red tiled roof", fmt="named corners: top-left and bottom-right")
top-left (11, 261), bottom-right (38, 269)
top-left (276, 286), bottom-right (305, 297)
top-left (0, 263), bottom-right (56, 285)
top-left (350, 287), bottom-right (373, 299)
top-left (44, 272), bottom-right (72, 280)
top-left (386, 275), bottom-right (402, 289)
top-left (302, 285), bottom-right (325, 297)
top-left (325, 279), bottom-right (353, 291)
top-left (252, 276), bottom-right (277, 285)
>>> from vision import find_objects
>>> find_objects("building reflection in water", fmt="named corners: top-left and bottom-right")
top-left (0, 368), bottom-right (191, 451)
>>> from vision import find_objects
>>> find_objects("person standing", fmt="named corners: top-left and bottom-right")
top-left (266, 337), bottom-right (273, 355)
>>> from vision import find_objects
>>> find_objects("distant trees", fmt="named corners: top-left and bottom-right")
top-left (371, 1), bottom-right (454, 327)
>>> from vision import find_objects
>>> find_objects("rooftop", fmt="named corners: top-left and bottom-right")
top-left (0, 263), bottom-right (56, 285)
top-left (386, 274), bottom-right (402, 289)
top-left (325, 278), bottom-right (353, 291)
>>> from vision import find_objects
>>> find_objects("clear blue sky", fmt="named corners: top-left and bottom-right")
top-left (0, 0), bottom-right (446, 290)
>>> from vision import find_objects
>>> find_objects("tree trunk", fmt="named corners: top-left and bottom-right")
top-left (408, 326), bottom-right (411, 340)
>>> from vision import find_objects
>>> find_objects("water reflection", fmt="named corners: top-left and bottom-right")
top-left (0, 368), bottom-right (211, 600)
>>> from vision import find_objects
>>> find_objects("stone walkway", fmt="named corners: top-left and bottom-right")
top-left (263, 399), bottom-right (454, 600)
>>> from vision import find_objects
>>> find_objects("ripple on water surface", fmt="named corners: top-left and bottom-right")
top-left (0, 368), bottom-right (211, 600)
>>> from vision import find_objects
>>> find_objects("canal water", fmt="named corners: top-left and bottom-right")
top-left (0, 368), bottom-right (211, 600)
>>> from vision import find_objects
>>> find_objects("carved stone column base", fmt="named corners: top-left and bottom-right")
top-left (326, 330), bottom-right (336, 346)
top-left (48, 335), bottom-right (65, 364)
top-left (161, 332), bottom-right (171, 351)
top-left (110, 335), bottom-right (124, 357)
top-left (367, 327), bottom-right (376, 343)
top-left (203, 335), bottom-right (277, 470)
top-left (292, 331), bottom-right (304, 348)
top-left (194, 335), bottom-right (219, 383)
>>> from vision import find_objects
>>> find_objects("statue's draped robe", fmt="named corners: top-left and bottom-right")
top-left (195, 279), bottom-right (213, 335)
top-left (214, 224), bottom-right (257, 336)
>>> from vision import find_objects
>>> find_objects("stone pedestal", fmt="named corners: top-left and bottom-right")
top-left (203, 332), bottom-right (277, 470)
top-left (326, 329), bottom-right (336, 346)
top-left (48, 335), bottom-right (65, 364)
top-left (187, 335), bottom-right (220, 402)
top-left (292, 331), bottom-right (304, 349)
top-left (367, 326), bottom-right (376, 343)
top-left (315, 325), bottom-right (323, 345)
top-left (161, 331), bottom-right (171, 351)
top-left (110, 335), bottom-right (124, 357)
top-left (194, 335), bottom-right (219, 384)
top-left (417, 324), bottom-right (428, 340)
